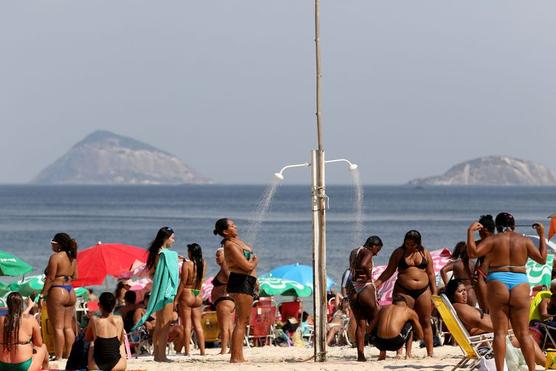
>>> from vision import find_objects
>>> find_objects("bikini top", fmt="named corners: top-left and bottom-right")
top-left (0, 338), bottom-right (32, 346)
top-left (398, 251), bottom-right (428, 270)
top-left (212, 272), bottom-right (227, 287)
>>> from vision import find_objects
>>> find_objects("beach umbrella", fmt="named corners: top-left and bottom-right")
top-left (258, 276), bottom-right (312, 297)
top-left (72, 243), bottom-right (147, 287)
top-left (267, 263), bottom-right (335, 291)
top-left (0, 281), bottom-right (10, 297)
top-left (0, 250), bottom-right (33, 276)
top-left (525, 235), bottom-right (556, 288)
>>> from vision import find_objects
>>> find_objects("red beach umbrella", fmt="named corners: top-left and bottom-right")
top-left (72, 243), bottom-right (147, 287)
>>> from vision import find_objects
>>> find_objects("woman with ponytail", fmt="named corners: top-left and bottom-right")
top-left (40, 232), bottom-right (78, 360)
top-left (175, 243), bottom-right (207, 356)
top-left (0, 292), bottom-right (49, 370)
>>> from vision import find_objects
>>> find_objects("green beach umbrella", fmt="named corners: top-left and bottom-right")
top-left (527, 254), bottom-right (554, 289)
top-left (0, 250), bottom-right (33, 276)
top-left (258, 276), bottom-right (312, 297)
top-left (0, 281), bottom-right (10, 297)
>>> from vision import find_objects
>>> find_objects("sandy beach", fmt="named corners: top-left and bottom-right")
top-left (48, 344), bottom-right (544, 370)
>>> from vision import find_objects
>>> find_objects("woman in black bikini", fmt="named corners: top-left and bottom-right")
top-left (40, 232), bottom-right (78, 360)
top-left (375, 230), bottom-right (437, 357)
top-left (213, 218), bottom-right (257, 363)
top-left (211, 247), bottom-right (235, 355)
top-left (86, 292), bottom-right (126, 371)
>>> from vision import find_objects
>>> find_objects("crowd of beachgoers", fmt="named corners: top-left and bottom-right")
top-left (0, 213), bottom-right (554, 371)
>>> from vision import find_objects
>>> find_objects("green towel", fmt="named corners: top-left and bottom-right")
top-left (132, 249), bottom-right (179, 331)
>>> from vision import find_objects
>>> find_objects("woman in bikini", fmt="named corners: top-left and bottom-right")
top-left (211, 247), bottom-right (235, 355)
top-left (445, 279), bottom-right (546, 367)
top-left (39, 232), bottom-right (78, 360)
top-left (467, 212), bottom-right (547, 371)
top-left (175, 243), bottom-right (207, 356)
top-left (346, 235), bottom-right (382, 361)
top-left (0, 292), bottom-right (49, 371)
top-left (213, 218), bottom-right (257, 363)
top-left (440, 241), bottom-right (478, 307)
top-left (86, 292), bottom-right (127, 371)
top-left (375, 230), bottom-right (437, 357)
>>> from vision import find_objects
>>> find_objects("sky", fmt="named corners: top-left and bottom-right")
top-left (1, 1), bottom-right (556, 185)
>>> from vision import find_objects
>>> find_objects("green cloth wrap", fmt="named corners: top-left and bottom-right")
top-left (132, 249), bottom-right (179, 331)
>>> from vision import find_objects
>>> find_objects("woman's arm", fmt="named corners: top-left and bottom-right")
top-left (527, 223), bottom-right (547, 265)
top-left (31, 316), bottom-right (43, 347)
top-left (224, 241), bottom-right (258, 271)
top-left (440, 262), bottom-right (454, 286)
top-left (467, 222), bottom-right (493, 258)
top-left (72, 260), bottom-right (78, 280)
top-left (374, 249), bottom-right (401, 288)
top-left (539, 298), bottom-right (553, 321)
top-left (174, 262), bottom-right (187, 307)
top-left (40, 255), bottom-right (58, 299)
top-left (425, 250), bottom-right (437, 295)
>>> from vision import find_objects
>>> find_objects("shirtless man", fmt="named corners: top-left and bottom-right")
top-left (346, 235), bottom-right (382, 361)
top-left (368, 294), bottom-right (423, 360)
top-left (467, 212), bottom-right (547, 371)
top-left (213, 218), bottom-right (257, 363)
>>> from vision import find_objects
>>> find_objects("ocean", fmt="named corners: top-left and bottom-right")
top-left (0, 185), bottom-right (554, 284)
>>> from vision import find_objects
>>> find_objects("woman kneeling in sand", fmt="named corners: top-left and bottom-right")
top-left (214, 218), bottom-right (257, 363)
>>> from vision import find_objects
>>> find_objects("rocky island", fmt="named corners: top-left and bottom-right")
top-left (32, 130), bottom-right (211, 185)
top-left (408, 156), bottom-right (556, 186)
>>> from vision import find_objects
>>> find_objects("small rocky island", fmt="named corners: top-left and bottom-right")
top-left (32, 130), bottom-right (211, 185)
top-left (408, 156), bottom-right (556, 186)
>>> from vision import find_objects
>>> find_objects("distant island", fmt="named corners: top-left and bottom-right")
top-left (408, 156), bottom-right (556, 186)
top-left (31, 130), bottom-right (212, 185)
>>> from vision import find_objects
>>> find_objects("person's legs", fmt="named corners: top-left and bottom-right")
top-left (377, 350), bottom-right (386, 360)
top-left (353, 285), bottom-right (379, 361)
top-left (414, 289), bottom-right (433, 357)
top-left (46, 288), bottom-right (67, 360)
top-left (154, 302), bottom-right (174, 362)
top-left (508, 283), bottom-right (536, 371)
top-left (487, 280), bottom-right (510, 371)
top-left (63, 291), bottom-right (77, 358)
top-left (216, 300), bottom-right (235, 354)
top-left (405, 331), bottom-right (414, 359)
top-left (192, 306), bottom-right (205, 355)
top-left (29, 343), bottom-right (48, 371)
top-left (230, 293), bottom-right (253, 363)
top-left (179, 305), bottom-right (192, 356)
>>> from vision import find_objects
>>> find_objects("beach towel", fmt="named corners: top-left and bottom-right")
top-left (132, 249), bottom-right (179, 331)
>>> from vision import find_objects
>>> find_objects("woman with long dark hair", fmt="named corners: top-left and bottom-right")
top-left (175, 243), bottom-right (207, 356)
top-left (213, 218), bottom-right (257, 363)
top-left (132, 226), bottom-right (179, 362)
top-left (39, 232), bottom-right (78, 360)
top-left (211, 247), bottom-right (235, 355)
top-left (0, 292), bottom-right (49, 371)
top-left (374, 230), bottom-right (437, 357)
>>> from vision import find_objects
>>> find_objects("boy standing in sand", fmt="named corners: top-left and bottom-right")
top-left (368, 294), bottom-right (423, 360)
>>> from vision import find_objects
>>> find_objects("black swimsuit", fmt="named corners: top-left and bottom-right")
top-left (227, 272), bottom-right (257, 296)
top-left (371, 321), bottom-right (413, 351)
top-left (93, 337), bottom-right (121, 371)
top-left (395, 251), bottom-right (430, 299)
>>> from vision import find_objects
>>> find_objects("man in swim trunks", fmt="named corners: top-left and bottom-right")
top-left (346, 235), bottom-right (382, 361)
top-left (467, 212), bottom-right (547, 371)
top-left (368, 294), bottom-right (423, 360)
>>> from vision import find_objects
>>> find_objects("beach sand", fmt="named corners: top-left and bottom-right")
top-left (51, 343), bottom-right (544, 370)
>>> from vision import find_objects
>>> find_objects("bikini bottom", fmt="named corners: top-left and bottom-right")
top-left (370, 321), bottom-right (413, 351)
top-left (0, 359), bottom-right (32, 371)
top-left (394, 281), bottom-right (429, 300)
top-left (214, 296), bottom-right (235, 306)
top-left (227, 272), bottom-right (257, 296)
top-left (486, 272), bottom-right (529, 290)
top-left (50, 284), bottom-right (73, 293)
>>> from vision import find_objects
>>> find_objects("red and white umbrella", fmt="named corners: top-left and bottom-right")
top-left (372, 248), bottom-right (452, 305)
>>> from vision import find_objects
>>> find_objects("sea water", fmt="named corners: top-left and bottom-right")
top-left (0, 185), bottom-right (554, 284)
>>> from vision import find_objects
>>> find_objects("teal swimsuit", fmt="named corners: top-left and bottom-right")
top-left (0, 359), bottom-right (32, 371)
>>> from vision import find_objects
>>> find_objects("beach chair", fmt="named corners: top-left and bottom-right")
top-left (529, 290), bottom-right (556, 349)
top-left (279, 300), bottom-right (301, 322)
top-left (245, 305), bottom-right (277, 347)
top-left (201, 311), bottom-right (220, 343)
top-left (431, 294), bottom-right (493, 370)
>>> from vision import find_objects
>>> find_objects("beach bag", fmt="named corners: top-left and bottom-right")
top-left (65, 332), bottom-right (90, 370)
top-left (479, 356), bottom-right (507, 371)
top-left (504, 335), bottom-right (527, 371)
top-left (546, 349), bottom-right (556, 369)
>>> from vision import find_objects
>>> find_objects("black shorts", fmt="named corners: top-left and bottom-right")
top-left (227, 272), bottom-right (257, 296)
top-left (371, 322), bottom-right (413, 351)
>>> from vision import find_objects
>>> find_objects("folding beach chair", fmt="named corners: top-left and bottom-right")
top-left (279, 300), bottom-right (301, 322)
top-left (431, 294), bottom-right (493, 370)
top-left (245, 305), bottom-right (277, 347)
top-left (529, 290), bottom-right (556, 349)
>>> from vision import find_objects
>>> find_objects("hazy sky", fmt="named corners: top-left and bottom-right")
top-left (1, 1), bottom-right (556, 184)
